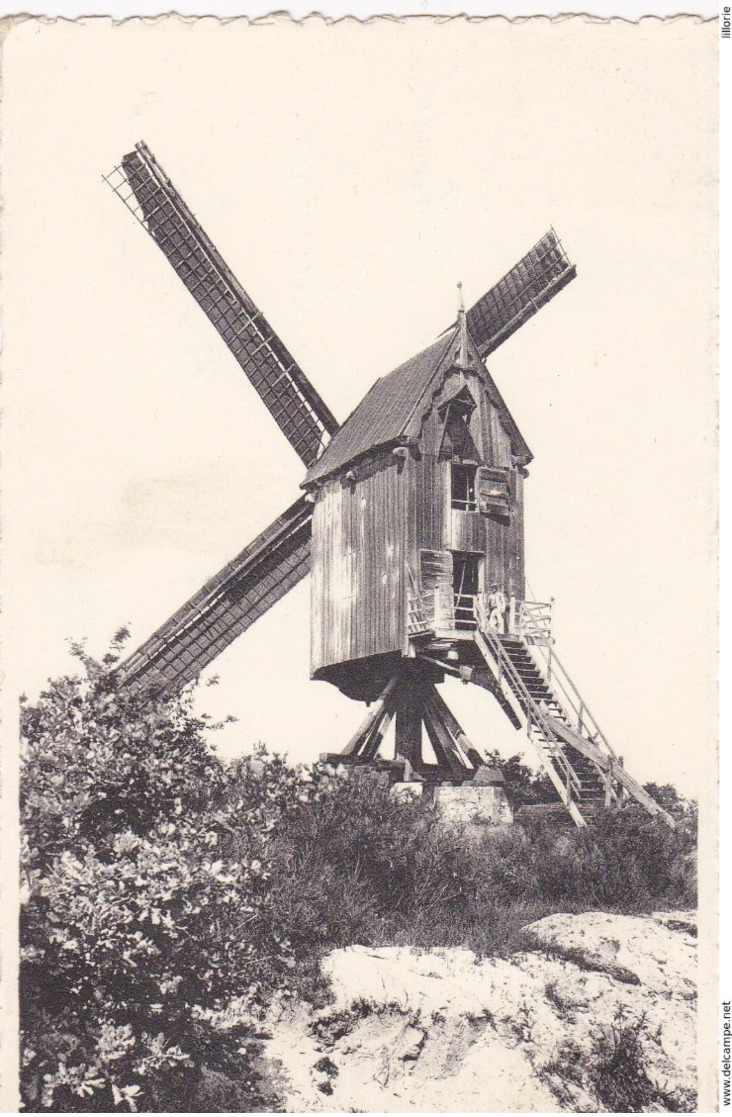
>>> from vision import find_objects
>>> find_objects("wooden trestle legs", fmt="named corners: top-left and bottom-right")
top-left (394, 683), bottom-right (423, 772)
top-left (327, 666), bottom-right (481, 782)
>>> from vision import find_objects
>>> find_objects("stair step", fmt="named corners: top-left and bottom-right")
top-left (478, 629), bottom-right (666, 826)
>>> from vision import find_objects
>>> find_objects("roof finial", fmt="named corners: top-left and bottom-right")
top-left (455, 282), bottom-right (470, 371)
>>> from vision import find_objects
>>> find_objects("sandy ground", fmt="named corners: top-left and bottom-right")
top-left (262, 910), bottom-right (697, 1112)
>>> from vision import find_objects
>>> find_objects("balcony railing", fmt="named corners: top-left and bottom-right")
top-left (406, 575), bottom-right (555, 641)
top-left (516, 598), bottom-right (553, 642)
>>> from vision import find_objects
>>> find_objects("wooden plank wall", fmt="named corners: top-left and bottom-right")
top-left (311, 364), bottom-right (527, 676)
top-left (413, 455), bottom-right (447, 551)
top-left (311, 449), bottom-right (406, 672)
top-left (513, 468), bottom-right (526, 599)
top-left (450, 510), bottom-right (485, 553)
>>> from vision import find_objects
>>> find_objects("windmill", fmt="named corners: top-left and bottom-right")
top-left (105, 142), bottom-right (672, 829)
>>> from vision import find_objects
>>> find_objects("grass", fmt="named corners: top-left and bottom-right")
top-left (256, 769), bottom-right (696, 987)
top-left (543, 1008), bottom-right (697, 1112)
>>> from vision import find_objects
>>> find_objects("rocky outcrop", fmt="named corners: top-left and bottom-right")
top-left (263, 911), bottom-right (697, 1112)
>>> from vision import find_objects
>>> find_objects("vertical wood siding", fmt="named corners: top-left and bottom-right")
top-left (311, 450), bottom-right (405, 672)
top-left (513, 468), bottom-right (526, 599)
top-left (450, 510), bottom-right (486, 553)
top-left (311, 364), bottom-right (528, 678)
top-left (410, 443), bottom-right (447, 556)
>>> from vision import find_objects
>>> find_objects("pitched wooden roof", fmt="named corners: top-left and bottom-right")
top-left (304, 324), bottom-right (531, 486)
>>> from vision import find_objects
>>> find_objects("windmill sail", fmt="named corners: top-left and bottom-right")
top-left (105, 142), bottom-right (338, 467)
top-left (467, 229), bottom-right (576, 358)
top-left (116, 496), bottom-right (312, 695)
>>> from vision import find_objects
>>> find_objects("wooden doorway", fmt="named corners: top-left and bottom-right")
top-left (452, 551), bottom-right (481, 629)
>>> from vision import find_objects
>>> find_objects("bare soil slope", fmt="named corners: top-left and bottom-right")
top-left (263, 910), bottom-right (696, 1112)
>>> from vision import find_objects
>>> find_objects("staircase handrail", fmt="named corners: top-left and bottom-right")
top-left (476, 600), bottom-right (675, 829)
top-left (546, 711), bottom-right (676, 827)
top-left (518, 599), bottom-right (553, 642)
top-left (520, 616), bottom-right (618, 762)
top-left (474, 598), bottom-right (582, 798)
top-left (475, 626), bottom-right (586, 829)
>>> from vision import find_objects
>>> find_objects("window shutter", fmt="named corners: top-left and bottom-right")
top-left (476, 466), bottom-right (511, 519)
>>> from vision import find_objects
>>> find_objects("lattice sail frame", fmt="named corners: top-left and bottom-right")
top-left (116, 497), bottom-right (312, 694)
top-left (106, 143), bottom-right (577, 698)
top-left (105, 142), bottom-right (338, 467)
top-left (466, 228), bottom-right (576, 357)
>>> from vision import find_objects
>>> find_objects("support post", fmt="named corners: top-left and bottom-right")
top-left (394, 685), bottom-right (423, 771)
top-left (428, 684), bottom-right (477, 767)
top-left (362, 695), bottom-right (399, 761)
top-left (604, 765), bottom-right (614, 808)
top-left (422, 704), bottom-right (462, 776)
top-left (340, 674), bottom-right (400, 756)
top-left (422, 687), bottom-right (471, 777)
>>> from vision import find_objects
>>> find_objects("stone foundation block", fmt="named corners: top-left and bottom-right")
top-left (433, 783), bottom-right (513, 826)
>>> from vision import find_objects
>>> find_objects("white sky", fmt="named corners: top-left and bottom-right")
top-left (2, 16), bottom-right (717, 799)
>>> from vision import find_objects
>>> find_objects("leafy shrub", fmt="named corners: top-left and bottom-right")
top-left (20, 639), bottom-right (309, 1112)
top-left (258, 764), bottom-right (696, 961)
top-left (482, 750), bottom-right (557, 807)
top-left (21, 636), bottom-right (697, 1110)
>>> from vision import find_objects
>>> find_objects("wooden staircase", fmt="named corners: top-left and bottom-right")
top-left (500, 637), bottom-right (606, 811)
top-left (472, 598), bottom-right (675, 829)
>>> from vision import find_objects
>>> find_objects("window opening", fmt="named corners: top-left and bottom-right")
top-left (443, 410), bottom-right (472, 459)
top-left (437, 387), bottom-right (478, 462)
top-left (451, 464), bottom-right (478, 512)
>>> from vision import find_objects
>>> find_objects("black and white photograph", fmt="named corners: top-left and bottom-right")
top-left (1, 14), bottom-right (717, 1112)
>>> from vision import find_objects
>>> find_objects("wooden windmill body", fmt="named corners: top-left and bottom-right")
top-left (107, 142), bottom-right (673, 829)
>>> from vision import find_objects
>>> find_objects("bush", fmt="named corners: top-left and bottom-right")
top-left (20, 638), bottom-right (308, 1112)
top-left (257, 765), bottom-right (696, 962)
top-left (482, 750), bottom-right (557, 807)
top-left (21, 637), bottom-right (697, 1110)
